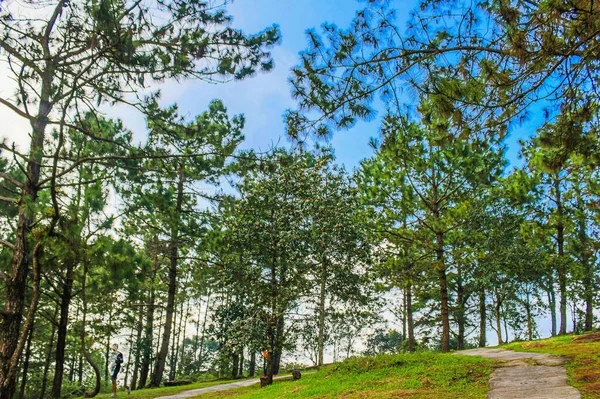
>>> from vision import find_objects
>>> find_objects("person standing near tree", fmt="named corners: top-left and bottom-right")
top-left (261, 349), bottom-right (269, 377)
top-left (109, 344), bottom-right (124, 398)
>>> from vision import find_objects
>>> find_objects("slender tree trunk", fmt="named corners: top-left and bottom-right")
top-left (0, 73), bottom-right (52, 398)
top-left (495, 290), bottom-right (503, 345)
top-left (17, 323), bottom-right (34, 399)
top-left (78, 353), bottom-right (83, 385)
top-left (478, 289), bottom-right (486, 347)
top-left (525, 290), bottom-right (533, 341)
top-left (432, 175), bottom-right (449, 352)
top-left (406, 282), bottom-right (415, 352)
top-left (81, 262), bottom-right (101, 398)
top-left (104, 307), bottom-right (113, 385)
top-left (264, 241), bottom-right (278, 387)
top-left (177, 298), bottom-right (191, 376)
top-left (138, 238), bottom-right (159, 389)
top-left (574, 179), bottom-right (594, 332)
top-left (130, 305), bottom-right (143, 390)
top-left (249, 351), bottom-right (256, 377)
top-left (1, 242), bottom-right (42, 399)
top-left (402, 287), bottom-right (407, 342)
top-left (547, 286), bottom-right (557, 336)
top-left (553, 176), bottom-right (567, 335)
top-left (197, 293), bottom-right (211, 373)
top-left (169, 299), bottom-right (185, 381)
top-left (51, 260), bottom-right (75, 398)
top-left (150, 166), bottom-right (184, 387)
top-left (124, 327), bottom-right (135, 390)
top-left (495, 304), bottom-right (503, 345)
top-left (503, 313), bottom-right (509, 344)
top-left (40, 306), bottom-right (59, 398)
top-left (168, 305), bottom-right (178, 382)
top-left (231, 352), bottom-right (239, 379)
top-left (456, 263), bottom-right (465, 350)
top-left (317, 256), bottom-right (327, 366)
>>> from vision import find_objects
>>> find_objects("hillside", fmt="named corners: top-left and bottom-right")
top-left (87, 333), bottom-right (600, 399)
top-left (504, 332), bottom-right (600, 399)
top-left (194, 352), bottom-right (495, 399)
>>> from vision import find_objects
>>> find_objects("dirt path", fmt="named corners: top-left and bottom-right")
top-left (154, 376), bottom-right (290, 399)
top-left (460, 348), bottom-right (581, 399)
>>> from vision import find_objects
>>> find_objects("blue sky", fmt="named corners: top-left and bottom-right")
top-left (110, 0), bottom-right (414, 171)
top-left (103, 0), bottom-right (547, 173)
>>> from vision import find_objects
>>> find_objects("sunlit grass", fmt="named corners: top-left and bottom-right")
top-left (503, 332), bottom-right (600, 399)
top-left (195, 352), bottom-right (495, 399)
top-left (91, 377), bottom-right (248, 399)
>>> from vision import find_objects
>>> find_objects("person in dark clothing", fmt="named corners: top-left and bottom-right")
top-left (109, 344), bottom-right (124, 397)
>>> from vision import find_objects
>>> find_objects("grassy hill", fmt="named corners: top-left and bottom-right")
top-left (503, 331), bottom-right (600, 399)
top-left (88, 332), bottom-right (600, 399)
top-left (196, 352), bottom-right (495, 399)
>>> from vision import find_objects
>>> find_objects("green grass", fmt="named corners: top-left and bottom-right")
top-left (193, 352), bottom-right (496, 399)
top-left (503, 332), bottom-right (600, 399)
top-left (91, 377), bottom-right (248, 399)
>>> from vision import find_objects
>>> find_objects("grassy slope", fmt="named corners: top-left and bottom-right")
top-left (503, 331), bottom-right (600, 399)
top-left (91, 378), bottom-right (246, 399)
top-left (195, 352), bottom-right (496, 399)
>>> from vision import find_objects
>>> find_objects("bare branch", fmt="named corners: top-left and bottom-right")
top-left (0, 239), bottom-right (15, 251)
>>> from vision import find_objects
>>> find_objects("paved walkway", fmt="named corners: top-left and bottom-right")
top-left (154, 376), bottom-right (290, 399)
top-left (460, 348), bottom-right (581, 399)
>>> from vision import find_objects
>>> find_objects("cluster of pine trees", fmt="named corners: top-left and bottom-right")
top-left (0, 0), bottom-right (598, 398)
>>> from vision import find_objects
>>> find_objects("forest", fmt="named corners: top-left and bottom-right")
top-left (0, 0), bottom-right (598, 398)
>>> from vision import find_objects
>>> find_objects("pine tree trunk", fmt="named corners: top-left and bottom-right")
top-left (17, 323), bottom-right (34, 399)
top-left (503, 313), bottom-right (509, 344)
top-left (51, 259), bottom-right (75, 398)
top-left (249, 351), bottom-right (256, 377)
top-left (197, 292), bottom-right (211, 373)
top-left (124, 327), bottom-right (135, 390)
top-left (317, 256), bottom-right (327, 366)
top-left (402, 287), bottom-right (407, 342)
top-left (231, 352), bottom-right (239, 379)
top-left (81, 262), bottom-right (101, 398)
top-left (104, 308), bottom-right (113, 385)
top-left (130, 305), bottom-right (143, 390)
top-left (456, 263), bottom-right (465, 350)
top-left (264, 245), bottom-right (278, 387)
top-left (574, 179), bottom-right (594, 332)
top-left (547, 285), bottom-right (557, 336)
top-left (138, 238), bottom-right (159, 389)
top-left (40, 306), bottom-right (59, 399)
top-left (0, 80), bottom-right (51, 399)
top-left (478, 289), bottom-right (486, 347)
top-left (150, 166), bottom-right (184, 387)
top-left (525, 298), bottom-right (533, 341)
top-left (169, 298), bottom-right (185, 381)
top-left (406, 282), bottom-right (415, 352)
top-left (495, 297), bottom-right (503, 345)
top-left (168, 305), bottom-right (178, 382)
top-left (177, 299), bottom-right (191, 376)
top-left (78, 353), bottom-right (83, 385)
top-left (432, 175), bottom-right (449, 352)
top-left (554, 176), bottom-right (567, 335)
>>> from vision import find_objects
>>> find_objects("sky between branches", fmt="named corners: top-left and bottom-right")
top-left (0, 0), bottom-right (546, 172)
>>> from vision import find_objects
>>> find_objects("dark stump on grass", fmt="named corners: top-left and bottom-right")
top-left (292, 369), bottom-right (302, 380)
top-left (260, 376), bottom-right (272, 387)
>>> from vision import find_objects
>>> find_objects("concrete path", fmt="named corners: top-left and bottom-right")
top-left (154, 376), bottom-right (290, 399)
top-left (460, 348), bottom-right (581, 399)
